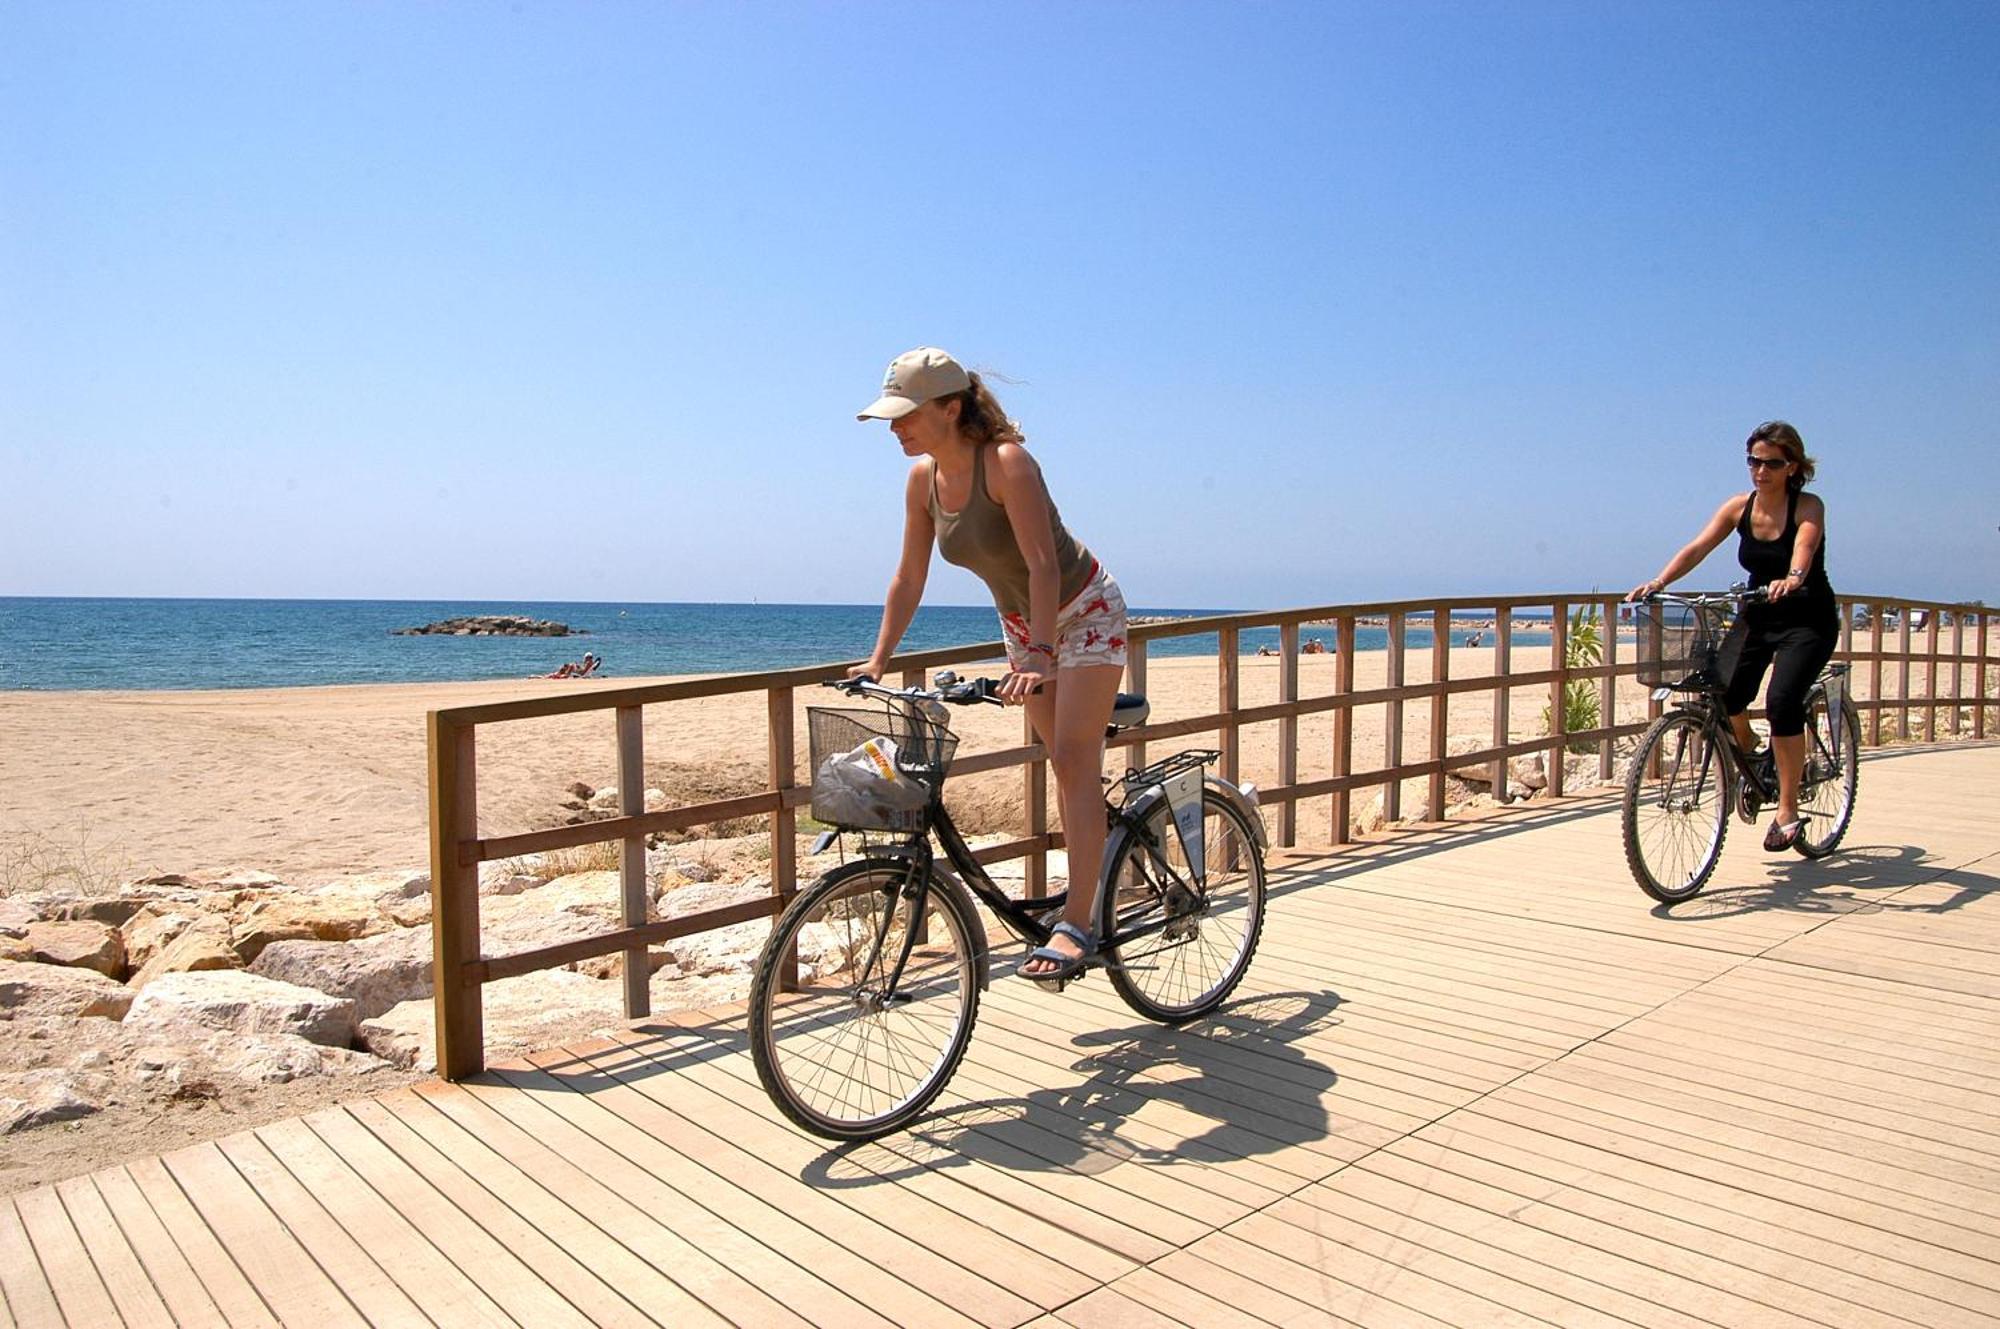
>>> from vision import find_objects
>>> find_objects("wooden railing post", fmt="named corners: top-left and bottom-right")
top-left (1218, 626), bottom-right (1240, 790)
top-left (1331, 615), bottom-right (1355, 843)
top-left (1126, 639), bottom-right (1148, 776)
top-left (1599, 597), bottom-right (1618, 783)
top-left (1277, 621), bottom-right (1299, 846)
top-left (1950, 613), bottom-right (1965, 736)
top-left (428, 714), bottom-right (483, 1080)
top-left (1428, 606), bottom-right (1448, 821)
top-left (1547, 601), bottom-right (1569, 798)
top-left (1979, 612), bottom-right (1991, 741)
top-left (1869, 602), bottom-right (1885, 746)
top-left (616, 706), bottom-right (650, 1019)
top-left (1383, 612), bottom-right (1405, 822)
top-left (1925, 611), bottom-right (1941, 742)
top-left (1493, 606), bottom-right (1513, 797)
top-left (1898, 605), bottom-right (1914, 740)
top-left (769, 686), bottom-right (801, 990)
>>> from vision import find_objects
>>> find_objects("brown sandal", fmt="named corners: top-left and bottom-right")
top-left (1763, 818), bottom-right (1804, 852)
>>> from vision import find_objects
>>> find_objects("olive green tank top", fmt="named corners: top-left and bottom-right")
top-left (929, 445), bottom-right (1094, 619)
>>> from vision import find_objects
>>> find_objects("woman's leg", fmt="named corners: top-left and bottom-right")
top-left (1764, 628), bottom-right (1838, 828)
top-left (1021, 663), bottom-right (1123, 977)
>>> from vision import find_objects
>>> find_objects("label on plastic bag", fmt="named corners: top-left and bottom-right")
top-left (857, 736), bottom-right (900, 783)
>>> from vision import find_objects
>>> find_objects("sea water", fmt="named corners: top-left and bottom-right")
top-left (0, 598), bottom-right (1550, 692)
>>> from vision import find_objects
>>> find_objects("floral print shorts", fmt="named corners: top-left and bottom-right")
top-left (999, 563), bottom-right (1129, 673)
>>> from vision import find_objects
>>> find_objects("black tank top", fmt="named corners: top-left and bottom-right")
top-left (1737, 490), bottom-right (1836, 629)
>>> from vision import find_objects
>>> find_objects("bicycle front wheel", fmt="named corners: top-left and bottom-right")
top-left (1101, 787), bottom-right (1267, 1023)
top-left (748, 859), bottom-right (980, 1140)
top-left (1623, 710), bottom-right (1731, 903)
top-left (1795, 692), bottom-right (1860, 859)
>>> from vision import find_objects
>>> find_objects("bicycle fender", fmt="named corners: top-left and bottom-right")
top-left (1110, 775), bottom-right (1270, 857)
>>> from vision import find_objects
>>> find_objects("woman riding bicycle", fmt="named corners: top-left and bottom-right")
top-left (852, 347), bottom-right (1128, 983)
top-left (1629, 420), bottom-right (1839, 851)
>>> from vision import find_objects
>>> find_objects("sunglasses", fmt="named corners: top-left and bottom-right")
top-left (1746, 455), bottom-right (1791, 471)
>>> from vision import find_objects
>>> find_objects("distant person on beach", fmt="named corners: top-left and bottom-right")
top-left (851, 347), bottom-right (1127, 985)
top-left (541, 651), bottom-right (599, 679)
top-left (1628, 420), bottom-right (1838, 852)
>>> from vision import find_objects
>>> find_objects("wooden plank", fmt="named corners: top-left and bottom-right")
top-left (369, 1090), bottom-right (731, 1327)
top-left (415, 1079), bottom-right (814, 1326)
top-left (546, 1043), bottom-right (1043, 1328)
top-left (4, 1192), bottom-right (113, 1329)
top-left (1384, 609), bottom-right (1406, 821)
top-left (209, 1127), bottom-right (443, 1327)
top-left (80, 1169), bottom-right (231, 1327)
top-left (341, 1097), bottom-right (657, 1329)
top-left (476, 1057), bottom-right (903, 1329)
top-left (154, 1140), bottom-right (368, 1327)
top-left (49, 1175), bottom-right (179, 1329)
top-left (122, 1156), bottom-right (278, 1326)
top-left (0, 1196), bottom-right (66, 1329)
top-left (1218, 625), bottom-right (1239, 787)
top-left (591, 1018), bottom-right (1127, 1305)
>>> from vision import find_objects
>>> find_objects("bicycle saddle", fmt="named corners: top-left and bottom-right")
top-left (1110, 693), bottom-right (1150, 730)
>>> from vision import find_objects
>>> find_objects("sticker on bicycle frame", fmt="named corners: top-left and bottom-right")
top-left (1161, 766), bottom-right (1206, 884)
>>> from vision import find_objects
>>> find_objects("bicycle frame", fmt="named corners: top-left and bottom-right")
top-left (815, 678), bottom-right (1261, 997)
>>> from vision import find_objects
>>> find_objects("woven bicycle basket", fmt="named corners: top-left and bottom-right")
top-left (1632, 599), bottom-right (1733, 687)
top-left (806, 705), bottom-right (959, 832)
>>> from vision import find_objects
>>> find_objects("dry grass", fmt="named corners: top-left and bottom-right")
top-left (0, 824), bottom-right (134, 899)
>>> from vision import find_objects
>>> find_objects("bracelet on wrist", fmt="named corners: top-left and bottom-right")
top-left (1027, 642), bottom-right (1056, 660)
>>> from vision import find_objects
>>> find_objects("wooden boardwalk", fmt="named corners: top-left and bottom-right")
top-left (5, 742), bottom-right (1998, 1327)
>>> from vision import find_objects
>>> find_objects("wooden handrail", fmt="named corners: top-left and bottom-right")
top-left (428, 589), bottom-right (1998, 1077)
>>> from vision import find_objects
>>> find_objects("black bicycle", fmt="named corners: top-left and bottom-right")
top-left (747, 672), bottom-right (1269, 1140)
top-left (1622, 589), bottom-right (1861, 903)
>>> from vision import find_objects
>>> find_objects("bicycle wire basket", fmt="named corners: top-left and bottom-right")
top-left (806, 703), bottom-right (960, 833)
top-left (1632, 599), bottom-right (1733, 688)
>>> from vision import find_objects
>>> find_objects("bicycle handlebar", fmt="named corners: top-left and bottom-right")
top-left (826, 671), bottom-right (1008, 707)
top-left (1636, 583), bottom-right (1771, 609)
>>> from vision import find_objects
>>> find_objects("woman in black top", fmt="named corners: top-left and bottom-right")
top-left (1628, 422), bottom-right (1839, 851)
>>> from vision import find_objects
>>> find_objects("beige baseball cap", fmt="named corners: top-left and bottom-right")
top-left (856, 347), bottom-right (971, 421)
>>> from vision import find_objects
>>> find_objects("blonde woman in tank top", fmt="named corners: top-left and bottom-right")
top-left (853, 347), bottom-right (1129, 984)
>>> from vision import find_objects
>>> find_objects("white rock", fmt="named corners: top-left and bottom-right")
top-left (125, 970), bottom-right (357, 1048)
top-left (0, 899), bottom-right (38, 938)
top-left (0, 1070), bottom-right (108, 1134)
top-left (250, 927), bottom-right (435, 1021)
top-left (0, 959), bottom-right (134, 1021)
top-left (359, 969), bottom-right (622, 1072)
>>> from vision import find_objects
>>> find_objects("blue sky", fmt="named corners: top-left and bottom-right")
top-left (4, 2), bottom-right (1995, 609)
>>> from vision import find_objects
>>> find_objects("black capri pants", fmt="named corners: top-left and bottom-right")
top-left (1723, 618), bottom-right (1838, 737)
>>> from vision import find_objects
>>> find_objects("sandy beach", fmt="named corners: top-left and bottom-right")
top-left (0, 645), bottom-right (1619, 888)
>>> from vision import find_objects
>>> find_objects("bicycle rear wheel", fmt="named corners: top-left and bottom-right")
top-left (1101, 788), bottom-right (1266, 1023)
top-left (1623, 710), bottom-right (1731, 903)
top-left (749, 859), bottom-right (980, 1140)
top-left (1795, 691), bottom-right (1860, 859)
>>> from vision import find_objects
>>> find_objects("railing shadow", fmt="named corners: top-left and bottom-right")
top-left (1654, 842), bottom-right (1999, 922)
top-left (1265, 791), bottom-right (1624, 897)
top-left (800, 988), bottom-right (1344, 1188)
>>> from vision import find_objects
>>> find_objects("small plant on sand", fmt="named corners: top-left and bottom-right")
top-left (0, 825), bottom-right (134, 898)
top-left (1544, 603), bottom-right (1604, 755)
top-left (537, 839), bottom-right (624, 876)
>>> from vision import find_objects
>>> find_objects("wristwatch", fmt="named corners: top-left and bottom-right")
top-left (1787, 568), bottom-right (1808, 580)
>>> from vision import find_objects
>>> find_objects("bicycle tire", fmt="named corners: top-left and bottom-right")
top-left (1100, 787), bottom-right (1267, 1023)
top-left (748, 858), bottom-right (981, 1140)
top-left (1623, 709), bottom-right (1731, 903)
top-left (1795, 692), bottom-right (1860, 859)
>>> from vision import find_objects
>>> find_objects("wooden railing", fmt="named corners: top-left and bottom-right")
top-left (428, 590), bottom-right (1995, 1077)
